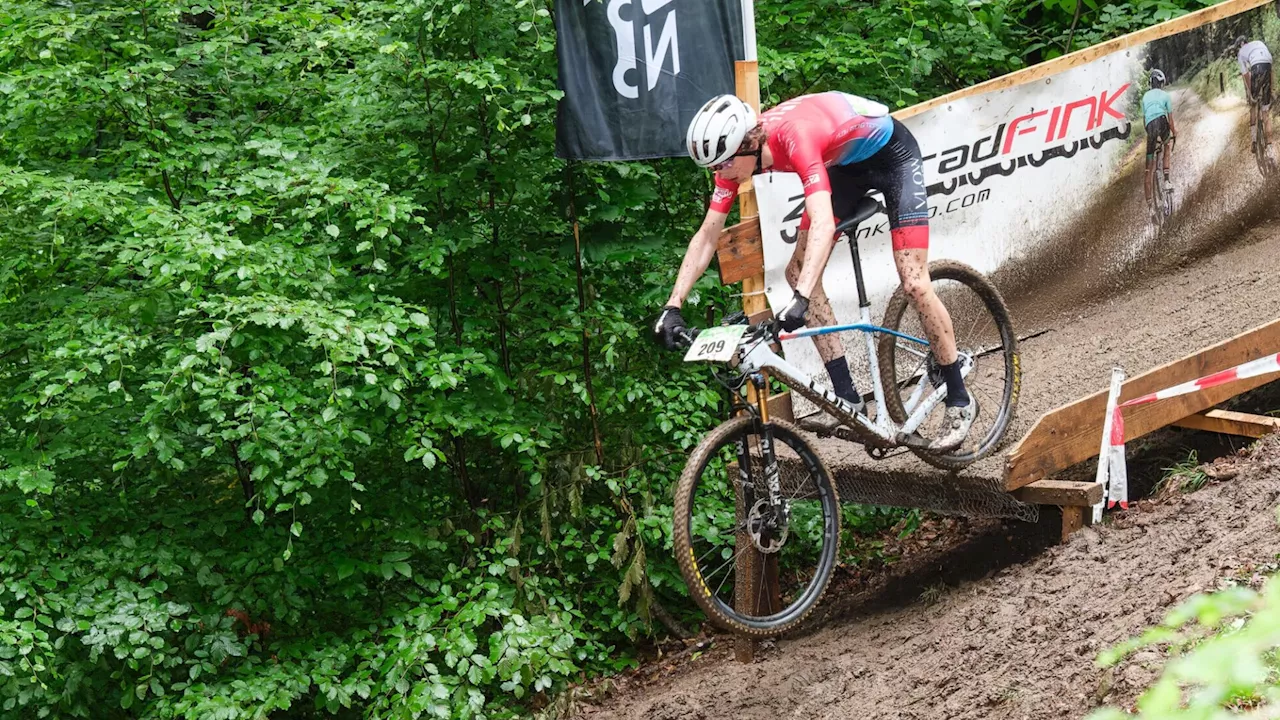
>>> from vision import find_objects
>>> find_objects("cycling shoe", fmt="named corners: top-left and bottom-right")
top-left (929, 398), bottom-right (978, 453)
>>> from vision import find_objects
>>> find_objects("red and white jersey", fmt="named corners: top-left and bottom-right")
top-left (709, 92), bottom-right (894, 213)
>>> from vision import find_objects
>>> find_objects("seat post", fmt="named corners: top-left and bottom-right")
top-left (846, 229), bottom-right (871, 309)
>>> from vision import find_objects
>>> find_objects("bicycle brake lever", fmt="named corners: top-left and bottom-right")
top-left (677, 327), bottom-right (701, 349)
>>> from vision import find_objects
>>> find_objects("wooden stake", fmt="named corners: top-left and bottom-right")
top-left (733, 57), bottom-right (766, 665)
top-left (1061, 506), bottom-right (1086, 543)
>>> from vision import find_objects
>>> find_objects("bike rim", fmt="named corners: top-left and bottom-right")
top-left (682, 424), bottom-right (839, 631)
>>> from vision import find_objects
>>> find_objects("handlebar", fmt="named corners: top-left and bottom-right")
top-left (673, 313), bottom-right (779, 352)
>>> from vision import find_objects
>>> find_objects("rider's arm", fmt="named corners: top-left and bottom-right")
top-left (793, 191), bottom-right (837, 299)
top-left (1167, 113), bottom-right (1178, 140)
top-left (664, 208), bottom-right (729, 308)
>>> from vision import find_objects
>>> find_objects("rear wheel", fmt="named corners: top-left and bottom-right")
top-left (877, 260), bottom-right (1021, 471)
top-left (673, 416), bottom-right (840, 636)
top-left (1255, 105), bottom-right (1276, 177)
top-left (1152, 148), bottom-right (1167, 233)
top-left (1156, 147), bottom-right (1174, 223)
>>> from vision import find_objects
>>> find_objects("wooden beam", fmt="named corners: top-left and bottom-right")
top-left (1060, 506), bottom-right (1086, 544)
top-left (747, 308), bottom-right (773, 326)
top-left (895, 0), bottom-right (1271, 120)
top-left (1013, 479), bottom-right (1103, 507)
top-left (768, 391), bottom-right (794, 423)
top-left (1173, 409), bottom-right (1280, 438)
top-left (716, 218), bottom-right (764, 285)
top-left (1004, 318), bottom-right (1280, 490)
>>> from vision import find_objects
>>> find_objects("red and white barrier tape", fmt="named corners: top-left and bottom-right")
top-left (1102, 351), bottom-right (1280, 511)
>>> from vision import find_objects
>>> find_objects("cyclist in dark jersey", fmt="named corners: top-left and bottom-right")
top-left (652, 93), bottom-right (973, 451)
top-left (1236, 36), bottom-right (1274, 155)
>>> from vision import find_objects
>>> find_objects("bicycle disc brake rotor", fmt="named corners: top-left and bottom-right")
top-left (747, 499), bottom-right (789, 554)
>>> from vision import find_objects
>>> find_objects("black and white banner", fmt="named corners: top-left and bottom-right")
top-left (554, 0), bottom-right (745, 161)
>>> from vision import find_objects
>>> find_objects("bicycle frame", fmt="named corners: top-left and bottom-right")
top-left (737, 313), bottom-right (969, 447)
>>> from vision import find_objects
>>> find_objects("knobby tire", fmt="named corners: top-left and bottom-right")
top-left (673, 416), bottom-right (840, 637)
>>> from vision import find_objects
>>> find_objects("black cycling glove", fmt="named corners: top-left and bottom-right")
top-left (653, 305), bottom-right (691, 350)
top-left (776, 291), bottom-right (810, 332)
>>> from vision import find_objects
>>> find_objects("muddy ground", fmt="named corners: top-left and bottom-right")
top-left (573, 437), bottom-right (1280, 720)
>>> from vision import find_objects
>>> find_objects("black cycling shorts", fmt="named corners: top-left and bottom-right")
top-left (1145, 115), bottom-right (1171, 158)
top-left (1251, 62), bottom-right (1273, 109)
top-left (806, 118), bottom-right (929, 251)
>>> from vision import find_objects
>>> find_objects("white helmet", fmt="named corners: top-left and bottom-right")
top-left (686, 95), bottom-right (757, 168)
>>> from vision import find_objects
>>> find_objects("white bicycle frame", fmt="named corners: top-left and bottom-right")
top-left (735, 305), bottom-right (973, 447)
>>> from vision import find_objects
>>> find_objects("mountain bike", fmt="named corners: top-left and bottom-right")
top-left (1150, 135), bottom-right (1175, 232)
top-left (672, 197), bottom-right (1020, 636)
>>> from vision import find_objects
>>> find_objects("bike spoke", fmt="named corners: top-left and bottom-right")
top-left (710, 543), bottom-right (752, 600)
top-left (895, 342), bottom-right (930, 360)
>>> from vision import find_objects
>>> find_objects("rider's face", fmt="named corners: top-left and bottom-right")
top-left (715, 153), bottom-right (755, 182)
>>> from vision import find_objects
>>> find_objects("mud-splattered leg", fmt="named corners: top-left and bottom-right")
top-left (893, 248), bottom-right (957, 366)
top-left (786, 230), bottom-right (863, 409)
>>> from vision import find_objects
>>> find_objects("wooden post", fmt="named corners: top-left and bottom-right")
top-left (733, 4), bottom-right (767, 662)
top-left (1060, 506), bottom-right (1086, 543)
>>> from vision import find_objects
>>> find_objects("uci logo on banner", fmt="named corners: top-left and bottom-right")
top-left (554, 0), bottom-right (740, 160)
top-left (594, 0), bottom-right (680, 99)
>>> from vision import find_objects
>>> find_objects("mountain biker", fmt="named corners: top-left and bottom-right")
top-left (1142, 69), bottom-right (1177, 215)
top-left (1235, 35), bottom-right (1273, 156)
top-left (652, 93), bottom-right (974, 451)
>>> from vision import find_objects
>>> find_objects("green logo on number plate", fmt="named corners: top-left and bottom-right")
top-left (683, 325), bottom-right (748, 363)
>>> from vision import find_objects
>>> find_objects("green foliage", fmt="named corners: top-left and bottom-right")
top-left (1157, 450), bottom-right (1211, 495)
top-left (0, 0), bottom-right (1223, 717)
top-left (1091, 569), bottom-right (1280, 718)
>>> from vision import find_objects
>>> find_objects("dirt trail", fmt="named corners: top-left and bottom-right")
top-left (575, 435), bottom-right (1280, 720)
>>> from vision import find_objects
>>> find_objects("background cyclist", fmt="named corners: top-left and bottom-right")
top-left (1236, 35), bottom-right (1274, 156)
top-left (1141, 69), bottom-right (1177, 216)
top-left (652, 93), bottom-right (974, 451)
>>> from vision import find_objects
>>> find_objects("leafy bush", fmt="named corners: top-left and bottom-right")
top-left (1091, 571), bottom-right (1280, 718)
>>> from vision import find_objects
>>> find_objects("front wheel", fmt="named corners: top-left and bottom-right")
top-left (673, 416), bottom-right (840, 636)
top-left (877, 260), bottom-right (1021, 471)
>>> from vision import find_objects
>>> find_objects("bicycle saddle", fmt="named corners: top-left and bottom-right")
top-left (834, 197), bottom-right (885, 239)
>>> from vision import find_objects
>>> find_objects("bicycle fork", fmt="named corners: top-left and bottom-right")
top-left (739, 373), bottom-right (787, 552)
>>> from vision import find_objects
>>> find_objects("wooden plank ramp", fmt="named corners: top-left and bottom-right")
top-left (1003, 318), bottom-right (1280, 491)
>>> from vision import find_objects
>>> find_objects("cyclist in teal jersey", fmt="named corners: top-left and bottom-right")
top-left (1141, 69), bottom-right (1177, 215)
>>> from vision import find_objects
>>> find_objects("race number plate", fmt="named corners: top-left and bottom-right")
top-left (683, 325), bottom-right (748, 363)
